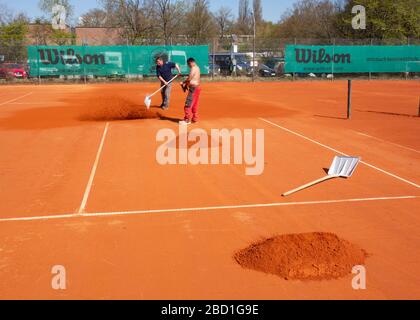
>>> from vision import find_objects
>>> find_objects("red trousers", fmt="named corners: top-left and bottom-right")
top-left (184, 86), bottom-right (201, 122)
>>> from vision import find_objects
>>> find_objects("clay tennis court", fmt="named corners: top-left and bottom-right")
top-left (0, 80), bottom-right (419, 299)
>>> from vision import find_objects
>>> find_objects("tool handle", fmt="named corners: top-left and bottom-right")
top-left (149, 74), bottom-right (179, 97)
top-left (282, 175), bottom-right (338, 197)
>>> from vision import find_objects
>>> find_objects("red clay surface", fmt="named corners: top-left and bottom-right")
top-left (0, 80), bottom-right (419, 299)
top-left (235, 232), bottom-right (368, 281)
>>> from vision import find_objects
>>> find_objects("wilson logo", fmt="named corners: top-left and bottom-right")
top-left (295, 48), bottom-right (351, 64)
top-left (38, 48), bottom-right (105, 65)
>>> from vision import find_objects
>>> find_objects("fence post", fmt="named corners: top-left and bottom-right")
top-left (126, 38), bottom-right (130, 83)
top-left (37, 41), bottom-right (41, 85)
top-left (369, 39), bottom-right (372, 81)
top-left (212, 38), bottom-right (215, 80)
top-left (293, 38), bottom-right (296, 81)
top-left (347, 80), bottom-right (352, 119)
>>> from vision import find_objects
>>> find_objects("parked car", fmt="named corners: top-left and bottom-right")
top-left (0, 63), bottom-right (28, 79)
top-left (264, 57), bottom-right (285, 75)
top-left (208, 62), bottom-right (221, 76)
top-left (209, 53), bottom-right (251, 76)
top-left (258, 64), bottom-right (277, 77)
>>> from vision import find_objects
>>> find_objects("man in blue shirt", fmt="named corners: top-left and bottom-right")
top-left (156, 57), bottom-right (181, 110)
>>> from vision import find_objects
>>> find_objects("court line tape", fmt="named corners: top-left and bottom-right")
top-left (78, 122), bottom-right (110, 213)
top-left (0, 196), bottom-right (417, 223)
top-left (0, 92), bottom-right (33, 106)
top-left (259, 118), bottom-right (420, 188)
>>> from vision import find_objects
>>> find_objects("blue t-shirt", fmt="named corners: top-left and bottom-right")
top-left (156, 62), bottom-right (176, 82)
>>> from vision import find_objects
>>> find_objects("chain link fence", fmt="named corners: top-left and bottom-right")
top-left (0, 33), bottom-right (419, 84)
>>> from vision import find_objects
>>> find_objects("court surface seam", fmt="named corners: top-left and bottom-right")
top-left (0, 195), bottom-right (417, 223)
top-left (259, 117), bottom-right (420, 188)
top-left (78, 122), bottom-right (110, 213)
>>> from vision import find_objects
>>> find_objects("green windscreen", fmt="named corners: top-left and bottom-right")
top-left (285, 45), bottom-right (420, 73)
top-left (28, 45), bottom-right (209, 77)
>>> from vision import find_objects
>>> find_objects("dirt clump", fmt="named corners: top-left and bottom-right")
top-left (234, 232), bottom-right (368, 281)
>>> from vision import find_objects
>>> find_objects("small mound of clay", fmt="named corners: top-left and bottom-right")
top-left (79, 96), bottom-right (159, 121)
top-left (234, 232), bottom-right (367, 281)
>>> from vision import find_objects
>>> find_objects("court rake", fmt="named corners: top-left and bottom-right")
top-left (282, 156), bottom-right (361, 197)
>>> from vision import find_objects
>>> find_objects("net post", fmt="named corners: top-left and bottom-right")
top-left (347, 79), bottom-right (352, 119)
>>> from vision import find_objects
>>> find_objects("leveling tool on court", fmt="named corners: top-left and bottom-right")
top-left (144, 74), bottom-right (179, 109)
top-left (282, 156), bottom-right (361, 197)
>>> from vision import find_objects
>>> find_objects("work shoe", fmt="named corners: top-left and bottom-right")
top-left (179, 120), bottom-right (191, 125)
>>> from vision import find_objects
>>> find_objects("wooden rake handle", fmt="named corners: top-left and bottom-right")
top-left (149, 74), bottom-right (179, 97)
top-left (282, 175), bottom-right (339, 197)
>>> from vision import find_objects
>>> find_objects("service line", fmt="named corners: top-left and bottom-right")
top-left (260, 118), bottom-right (420, 188)
top-left (78, 122), bottom-right (110, 213)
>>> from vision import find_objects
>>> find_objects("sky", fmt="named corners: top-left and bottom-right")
top-left (0, 0), bottom-right (297, 23)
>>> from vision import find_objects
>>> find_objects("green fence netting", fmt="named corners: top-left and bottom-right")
top-left (285, 45), bottom-right (420, 73)
top-left (28, 45), bottom-right (209, 77)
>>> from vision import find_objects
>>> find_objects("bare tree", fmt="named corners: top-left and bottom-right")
top-left (38, 0), bottom-right (74, 21)
top-left (214, 6), bottom-right (233, 39)
top-left (0, 4), bottom-right (13, 25)
top-left (101, 0), bottom-right (155, 44)
top-left (252, 0), bottom-right (263, 25)
top-left (152, 0), bottom-right (186, 44)
top-left (237, 0), bottom-right (251, 34)
top-left (79, 9), bottom-right (108, 27)
top-left (184, 0), bottom-right (216, 44)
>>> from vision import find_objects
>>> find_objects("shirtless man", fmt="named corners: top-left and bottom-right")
top-left (179, 58), bottom-right (201, 125)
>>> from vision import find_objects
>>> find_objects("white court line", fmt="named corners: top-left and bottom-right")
top-left (354, 131), bottom-right (420, 154)
top-left (9, 102), bottom-right (48, 105)
top-left (78, 122), bottom-right (110, 213)
top-left (0, 196), bottom-right (417, 223)
top-left (260, 118), bottom-right (420, 188)
top-left (0, 92), bottom-right (33, 106)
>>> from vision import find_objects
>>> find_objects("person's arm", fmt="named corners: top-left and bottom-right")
top-left (158, 75), bottom-right (168, 85)
top-left (175, 63), bottom-right (181, 75)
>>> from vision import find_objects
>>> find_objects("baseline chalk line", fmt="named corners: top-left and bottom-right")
top-left (0, 195), bottom-right (417, 223)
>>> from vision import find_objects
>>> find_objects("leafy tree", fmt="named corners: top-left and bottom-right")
top-left (336, 0), bottom-right (420, 39)
top-left (0, 19), bottom-right (28, 62)
top-left (278, 0), bottom-right (340, 39)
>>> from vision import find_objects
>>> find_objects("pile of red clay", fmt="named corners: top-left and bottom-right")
top-left (79, 96), bottom-right (159, 121)
top-left (234, 232), bottom-right (367, 281)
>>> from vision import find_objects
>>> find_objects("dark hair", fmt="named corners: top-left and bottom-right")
top-left (155, 56), bottom-right (163, 62)
top-left (187, 57), bottom-right (195, 64)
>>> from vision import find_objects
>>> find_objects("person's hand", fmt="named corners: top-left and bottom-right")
top-left (163, 80), bottom-right (168, 86)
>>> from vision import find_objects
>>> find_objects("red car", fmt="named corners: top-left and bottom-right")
top-left (0, 63), bottom-right (28, 79)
